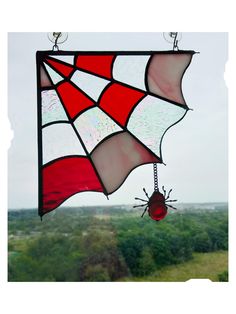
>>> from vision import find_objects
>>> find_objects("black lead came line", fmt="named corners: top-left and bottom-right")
top-left (36, 53), bottom-right (44, 218)
top-left (37, 50), bottom-right (197, 56)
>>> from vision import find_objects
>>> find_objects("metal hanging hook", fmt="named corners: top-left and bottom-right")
top-left (53, 32), bottom-right (61, 51)
top-left (170, 32), bottom-right (179, 50)
top-left (47, 32), bottom-right (68, 51)
top-left (163, 32), bottom-right (182, 51)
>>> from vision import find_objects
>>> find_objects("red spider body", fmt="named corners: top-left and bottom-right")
top-left (134, 187), bottom-right (177, 221)
top-left (148, 191), bottom-right (167, 221)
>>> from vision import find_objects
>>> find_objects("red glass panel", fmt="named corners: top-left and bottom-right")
top-left (76, 55), bottom-right (115, 79)
top-left (42, 156), bottom-right (103, 214)
top-left (99, 83), bottom-right (145, 126)
top-left (45, 58), bottom-right (74, 77)
top-left (57, 82), bottom-right (95, 119)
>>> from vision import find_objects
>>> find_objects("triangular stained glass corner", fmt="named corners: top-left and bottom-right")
top-left (45, 58), bottom-right (74, 77)
top-left (49, 55), bottom-right (75, 66)
top-left (44, 63), bottom-right (64, 85)
top-left (40, 66), bottom-right (52, 88)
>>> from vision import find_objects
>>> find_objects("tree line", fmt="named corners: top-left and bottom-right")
top-left (8, 207), bottom-right (228, 281)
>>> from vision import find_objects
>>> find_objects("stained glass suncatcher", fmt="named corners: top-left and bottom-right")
top-left (36, 50), bottom-right (196, 217)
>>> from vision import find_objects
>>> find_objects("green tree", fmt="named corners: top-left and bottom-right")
top-left (193, 232), bottom-right (212, 252)
top-left (137, 248), bottom-right (156, 276)
top-left (218, 270), bottom-right (228, 282)
top-left (84, 264), bottom-right (110, 281)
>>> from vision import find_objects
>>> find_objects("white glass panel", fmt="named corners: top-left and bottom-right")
top-left (41, 90), bottom-right (68, 126)
top-left (113, 55), bottom-right (151, 90)
top-left (43, 123), bottom-right (86, 164)
top-left (74, 107), bottom-right (122, 152)
top-left (49, 55), bottom-right (74, 65)
top-left (70, 70), bottom-right (110, 101)
top-left (44, 63), bottom-right (64, 84)
top-left (127, 95), bottom-right (186, 157)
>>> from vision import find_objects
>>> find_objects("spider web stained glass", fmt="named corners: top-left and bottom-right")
top-left (37, 50), bottom-right (195, 217)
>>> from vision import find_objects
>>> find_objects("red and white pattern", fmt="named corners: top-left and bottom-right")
top-left (38, 51), bottom-right (194, 216)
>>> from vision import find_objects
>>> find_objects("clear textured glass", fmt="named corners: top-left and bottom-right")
top-left (41, 90), bottom-right (68, 126)
top-left (44, 63), bottom-right (63, 84)
top-left (127, 95), bottom-right (186, 158)
top-left (42, 123), bottom-right (85, 164)
top-left (49, 55), bottom-right (74, 65)
top-left (112, 55), bottom-right (150, 90)
top-left (71, 70), bottom-right (110, 101)
top-left (73, 107), bottom-right (122, 152)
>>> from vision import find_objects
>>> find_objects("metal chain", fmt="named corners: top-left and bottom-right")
top-left (153, 163), bottom-right (159, 191)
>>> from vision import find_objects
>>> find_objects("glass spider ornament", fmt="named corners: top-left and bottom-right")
top-left (134, 186), bottom-right (177, 221)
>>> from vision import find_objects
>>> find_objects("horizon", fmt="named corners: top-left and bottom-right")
top-left (8, 200), bottom-right (228, 211)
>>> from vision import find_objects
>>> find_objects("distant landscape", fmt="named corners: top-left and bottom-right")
top-left (8, 203), bottom-right (228, 282)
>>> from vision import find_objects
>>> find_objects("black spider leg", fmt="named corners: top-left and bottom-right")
top-left (141, 189), bottom-right (151, 217)
top-left (133, 188), bottom-right (150, 217)
top-left (166, 199), bottom-right (177, 203)
top-left (166, 204), bottom-right (178, 210)
top-left (143, 188), bottom-right (150, 200)
top-left (133, 203), bottom-right (149, 218)
top-left (133, 203), bottom-right (147, 208)
top-left (165, 189), bottom-right (173, 201)
top-left (162, 186), bottom-right (166, 198)
top-left (141, 206), bottom-right (149, 217)
top-left (135, 197), bottom-right (148, 203)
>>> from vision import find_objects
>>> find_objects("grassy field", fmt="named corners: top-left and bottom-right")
top-left (121, 251), bottom-right (228, 282)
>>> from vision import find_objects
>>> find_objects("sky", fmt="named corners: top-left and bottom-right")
top-left (8, 32), bottom-right (228, 209)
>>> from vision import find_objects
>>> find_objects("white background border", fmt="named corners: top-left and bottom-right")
top-left (0, 1), bottom-right (235, 313)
